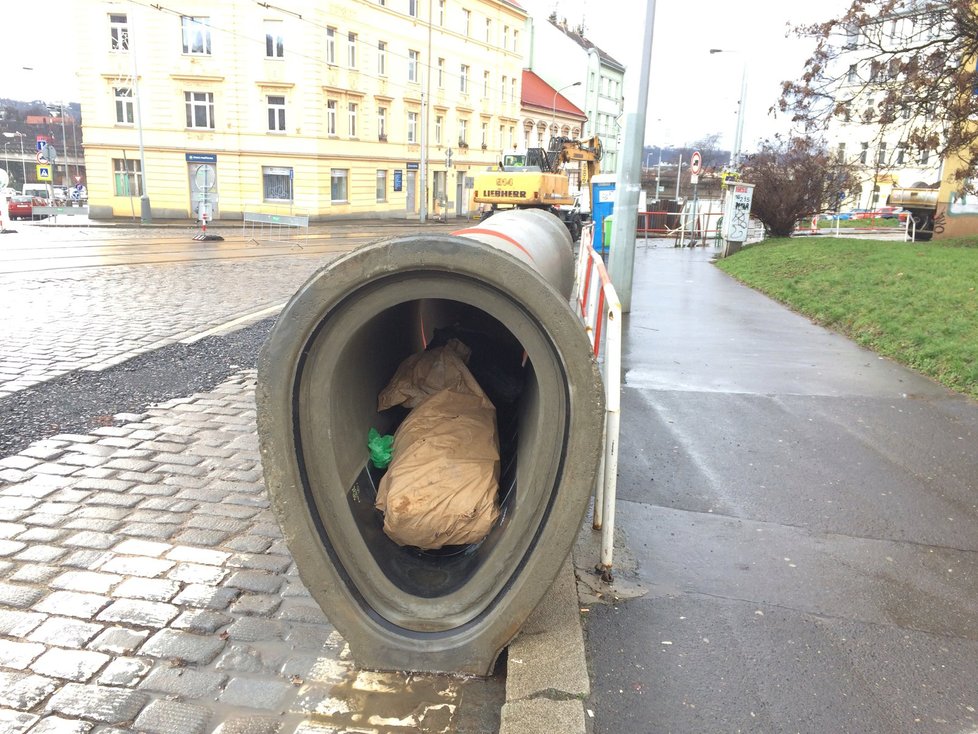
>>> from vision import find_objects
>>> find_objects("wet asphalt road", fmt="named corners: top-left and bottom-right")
top-left (584, 246), bottom-right (978, 734)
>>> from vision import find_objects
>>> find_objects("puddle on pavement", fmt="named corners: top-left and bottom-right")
top-left (283, 639), bottom-right (506, 733)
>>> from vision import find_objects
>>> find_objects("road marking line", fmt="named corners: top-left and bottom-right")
top-left (180, 302), bottom-right (287, 344)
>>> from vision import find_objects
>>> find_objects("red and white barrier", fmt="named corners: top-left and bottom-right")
top-left (573, 223), bottom-right (622, 576)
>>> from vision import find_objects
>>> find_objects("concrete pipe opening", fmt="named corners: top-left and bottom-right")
top-left (257, 209), bottom-right (605, 675)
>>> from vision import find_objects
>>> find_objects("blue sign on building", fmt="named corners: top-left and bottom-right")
top-left (406, 162), bottom-right (419, 170)
top-left (186, 153), bottom-right (217, 163)
top-left (393, 170), bottom-right (403, 192)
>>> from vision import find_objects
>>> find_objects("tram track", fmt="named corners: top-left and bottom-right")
top-left (0, 220), bottom-right (461, 273)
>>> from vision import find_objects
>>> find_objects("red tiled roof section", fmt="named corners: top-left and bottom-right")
top-left (521, 70), bottom-right (586, 119)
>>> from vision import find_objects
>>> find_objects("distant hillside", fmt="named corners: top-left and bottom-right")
top-left (0, 99), bottom-right (81, 123)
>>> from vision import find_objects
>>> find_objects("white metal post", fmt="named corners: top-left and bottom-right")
top-left (130, 2), bottom-right (151, 222)
top-left (599, 300), bottom-right (621, 572)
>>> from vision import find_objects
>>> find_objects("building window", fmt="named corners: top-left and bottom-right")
top-left (348, 32), bottom-right (357, 68)
top-left (377, 106), bottom-right (387, 139)
top-left (919, 148), bottom-right (930, 165)
top-left (437, 58), bottom-right (445, 88)
top-left (408, 49), bottom-right (420, 83)
top-left (486, 18), bottom-right (492, 42)
top-left (348, 102), bottom-right (358, 137)
top-left (501, 75), bottom-right (507, 102)
top-left (407, 111), bottom-right (418, 143)
top-left (113, 158), bottom-right (141, 196)
top-left (876, 142), bottom-right (887, 166)
top-left (185, 91), bottom-right (215, 129)
top-left (508, 125), bottom-right (515, 149)
top-left (435, 114), bottom-right (443, 145)
top-left (483, 70), bottom-right (490, 98)
top-left (460, 64), bottom-right (469, 94)
top-left (181, 16), bottom-right (211, 55)
top-left (511, 78), bottom-right (516, 102)
top-left (326, 27), bottom-right (336, 64)
top-left (331, 168), bottom-right (349, 203)
top-left (859, 142), bottom-right (868, 164)
top-left (326, 100), bottom-right (337, 135)
top-left (408, 0), bottom-right (418, 17)
top-left (836, 142), bottom-right (846, 163)
top-left (458, 118), bottom-right (468, 146)
top-left (265, 20), bottom-right (284, 58)
top-left (503, 25), bottom-right (509, 50)
top-left (896, 144), bottom-right (906, 165)
top-left (377, 41), bottom-right (387, 76)
top-left (433, 170), bottom-right (447, 201)
top-left (110, 14), bottom-right (129, 51)
top-left (267, 95), bottom-right (286, 131)
top-left (438, 0), bottom-right (445, 25)
top-left (463, 8), bottom-right (471, 35)
top-left (481, 121), bottom-right (488, 148)
top-left (871, 61), bottom-right (884, 83)
top-left (513, 29), bottom-right (519, 53)
top-left (376, 170), bottom-right (387, 202)
top-left (114, 87), bottom-right (134, 124)
top-left (263, 166), bottom-right (293, 201)
top-left (847, 64), bottom-right (857, 83)
top-left (844, 23), bottom-right (858, 49)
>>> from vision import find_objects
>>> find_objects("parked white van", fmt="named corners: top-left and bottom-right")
top-left (23, 184), bottom-right (52, 200)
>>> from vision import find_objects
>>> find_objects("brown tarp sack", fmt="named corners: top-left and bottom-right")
top-left (375, 342), bottom-right (500, 549)
top-left (377, 338), bottom-right (484, 411)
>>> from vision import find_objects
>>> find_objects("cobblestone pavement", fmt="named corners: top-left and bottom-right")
top-left (0, 371), bottom-right (502, 734)
top-left (0, 257), bottom-right (336, 398)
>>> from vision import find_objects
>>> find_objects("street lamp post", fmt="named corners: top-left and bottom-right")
top-left (48, 102), bottom-right (71, 188)
top-left (709, 49), bottom-right (748, 167)
top-left (551, 81), bottom-right (581, 145)
top-left (14, 133), bottom-right (26, 186)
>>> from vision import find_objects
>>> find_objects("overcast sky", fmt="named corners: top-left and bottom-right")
top-left (5, 0), bottom-right (851, 152)
top-left (522, 0), bottom-right (851, 150)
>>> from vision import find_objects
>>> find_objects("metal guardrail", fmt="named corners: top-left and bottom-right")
top-left (573, 223), bottom-right (622, 575)
top-left (32, 206), bottom-right (90, 218)
top-left (242, 210), bottom-right (309, 245)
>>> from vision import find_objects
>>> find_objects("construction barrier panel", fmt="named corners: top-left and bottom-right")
top-left (256, 209), bottom-right (605, 675)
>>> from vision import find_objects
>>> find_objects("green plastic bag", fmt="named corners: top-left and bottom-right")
top-left (368, 428), bottom-right (394, 469)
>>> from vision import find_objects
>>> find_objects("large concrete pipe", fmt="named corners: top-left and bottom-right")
top-left (256, 208), bottom-right (605, 675)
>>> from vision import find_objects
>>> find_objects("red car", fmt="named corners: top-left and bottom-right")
top-left (853, 206), bottom-right (908, 222)
top-left (7, 195), bottom-right (48, 220)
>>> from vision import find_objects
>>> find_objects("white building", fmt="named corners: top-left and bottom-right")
top-left (823, 5), bottom-right (947, 210)
top-left (524, 15), bottom-right (625, 172)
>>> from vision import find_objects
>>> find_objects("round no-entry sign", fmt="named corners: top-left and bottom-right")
top-left (690, 150), bottom-right (703, 175)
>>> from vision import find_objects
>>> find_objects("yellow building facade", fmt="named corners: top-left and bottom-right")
top-left (75, 0), bottom-right (527, 221)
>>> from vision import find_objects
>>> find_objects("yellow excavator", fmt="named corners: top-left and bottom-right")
top-left (472, 136), bottom-right (603, 241)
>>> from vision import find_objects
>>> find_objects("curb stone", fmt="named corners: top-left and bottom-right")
top-left (500, 558), bottom-right (590, 734)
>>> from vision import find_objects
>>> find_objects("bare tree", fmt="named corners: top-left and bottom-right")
top-left (742, 137), bottom-right (859, 237)
top-left (780, 0), bottom-right (978, 186)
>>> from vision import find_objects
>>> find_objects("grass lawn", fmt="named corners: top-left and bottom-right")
top-left (715, 236), bottom-right (978, 400)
